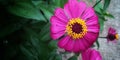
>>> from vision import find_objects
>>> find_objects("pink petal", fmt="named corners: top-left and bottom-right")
top-left (82, 48), bottom-right (102, 60)
top-left (64, 0), bottom-right (87, 18)
top-left (81, 38), bottom-right (91, 51)
top-left (78, 2), bottom-right (87, 17)
top-left (50, 16), bottom-right (66, 26)
top-left (82, 48), bottom-right (92, 60)
top-left (50, 25), bottom-right (65, 33)
top-left (86, 15), bottom-right (98, 26)
top-left (108, 27), bottom-right (116, 34)
top-left (90, 49), bottom-right (102, 60)
top-left (78, 39), bottom-right (86, 51)
top-left (50, 16), bottom-right (66, 33)
top-left (87, 24), bottom-right (100, 33)
top-left (73, 40), bottom-right (80, 53)
top-left (50, 31), bottom-right (65, 40)
top-left (84, 32), bottom-right (98, 45)
top-left (64, 3), bottom-right (72, 19)
top-left (58, 36), bottom-right (70, 48)
top-left (82, 7), bottom-right (95, 20)
top-left (54, 8), bottom-right (68, 23)
top-left (64, 38), bottom-right (75, 52)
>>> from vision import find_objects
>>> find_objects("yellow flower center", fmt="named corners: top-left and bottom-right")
top-left (66, 18), bottom-right (87, 39)
top-left (115, 33), bottom-right (119, 40)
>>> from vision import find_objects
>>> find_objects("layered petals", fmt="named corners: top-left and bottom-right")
top-left (81, 7), bottom-right (95, 20)
top-left (50, 16), bottom-right (66, 40)
top-left (82, 48), bottom-right (102, 60)
top-left (64, 0), bottom-right (87, 18)
top-left (107, 27), bottom-right (119, 43)
top-left (50, 0), bottom-right (99, 52)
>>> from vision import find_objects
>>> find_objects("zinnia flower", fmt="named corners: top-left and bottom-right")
top-left (107, 27), bottom-right (119, 43)
top-left (50, 0), bottom-right (99, 52)
top-left (81, 48), bottom-right (102, 60)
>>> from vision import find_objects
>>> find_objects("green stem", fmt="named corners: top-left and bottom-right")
top-left (93, 0), bottom-right (102, 8)
top-left (98, 37), bottom-right (106, 38)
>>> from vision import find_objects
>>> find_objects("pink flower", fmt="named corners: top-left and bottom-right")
top-left (81, 48), bottom-right (102, 60)
top-left (107, 27), bottom-right (119, 43)
top-left (50, 0), bottom-right (99, 52)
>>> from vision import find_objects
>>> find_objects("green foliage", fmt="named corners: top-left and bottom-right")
top-left (0, 0), bottom-right (114, 60)
top-left (96, 40), bottom-right (100, 49)
top-left (68, 55), bottom-right (77, 60)
top-left (94, 0), bottom-right (113, 32)
top-left (103, 0), bottom-right (111, 10)
top-left (7, 1), bottom-right (46, 21)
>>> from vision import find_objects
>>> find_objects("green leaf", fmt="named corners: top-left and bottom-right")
top-left (49, 53), bottom-right (62, 60)
top-left (94, 0), bottom-right (103, 13)
top-left (7, 1), bottom-right (46, 21)
top-left (104, 12), bottom-right (114, 18)
top-left (48, 40), bottom-right (58, 50)
top-left (40, 6), bottom-right (53, 21)
top-left (68, 55), bottom-right (77, 60)
top-left (52, 0), bottom-right (67, 8)
top-left (99, 18), bottom-right (105, 32)
top-left (20, 45), bottom-right (34, 58)
top-left (39, 23), bottom-right (51, 42)
top-left (0, 20), bottom-right (28, 38)
top-left (103, 0), bottom-right (111, 10)
top-left (54, 54), bottom-right (62, 60)
top-left (96, 40), bottom-right (100, 49)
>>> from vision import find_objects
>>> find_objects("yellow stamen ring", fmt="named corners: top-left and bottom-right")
top-left (66, 18), bottom-right (87, 39)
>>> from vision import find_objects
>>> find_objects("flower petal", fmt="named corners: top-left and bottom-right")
top-left (58, 36), bottom-right (70, 48)
top-left (82, 7), bottom-right (95, 20)
top-left (90, 49), bottom-right (102, 60)
top-left (50, 16), bottom-right (66, 26)
top-left (83, 32), bottom-right (98, 45)
top-left (50, 31), bottom-right (65, 40)
top-left (108, 27), bottom-right (116, 34)
top-left (64, 3), bottom-right (72, 18)
top-left (78, 39), bottom-right (86, 51)
top-left (64, 38), bottom-right (75, 52)
top-left (87, 24), bottom-right (100, 33)
top-left (54, 8), bottom-right (68, 23)
top-left (50, 16), bottom-right (66, 33)
top-left (64, 0), bottom-right (86, 18)
top-left (78, 2), bottom-right (87, 17)
top-left (82, 48), bottom-right (92, 60)
top-left (73, 40), bottom-right (80, 53)
top-left (82, 48), bottom-right (102, 60)
top-left (86, 15), bottom-right (98, 26)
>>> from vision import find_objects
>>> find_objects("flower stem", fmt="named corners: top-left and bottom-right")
top-left (98, 37), bottom-right (106, 38)
top-left (93, 0), bottom-right (102, 8)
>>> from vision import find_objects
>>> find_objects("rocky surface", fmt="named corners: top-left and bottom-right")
top-left (98, 0), bottom-right (120, 60)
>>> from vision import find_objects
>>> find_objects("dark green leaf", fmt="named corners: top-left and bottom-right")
top-left (96, 40), bottom-right (100, 49)
top-left (104, 12), bottom-right (114, 18)
top-left (40, 6), bottom-right (53, 21)
top-left (103, 0), bottom-right (111, 10)
top-left (54, 54), bottom-right (62, 60)
top-left (20, 45), bottom-right (34, 58)
top-left (52, 0), bottom-right (67, 8)
top-left (94, 0), bottom-right (103, 12)
top-left (48, 40), bottom-right (58, 50)
top-left (7, 2), bottom-right (46, 21)
top-left (0, 20), bottom-right (28, 38)
top-left (68, 55), bottom-right (77, 60)
top-left (39, 23), bottom-right (51, 42)
top-left (99, 18), bottom-right (105, 32)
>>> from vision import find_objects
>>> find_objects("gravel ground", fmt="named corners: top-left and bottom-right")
top-left (98, 0), bottom-right (120, 60)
